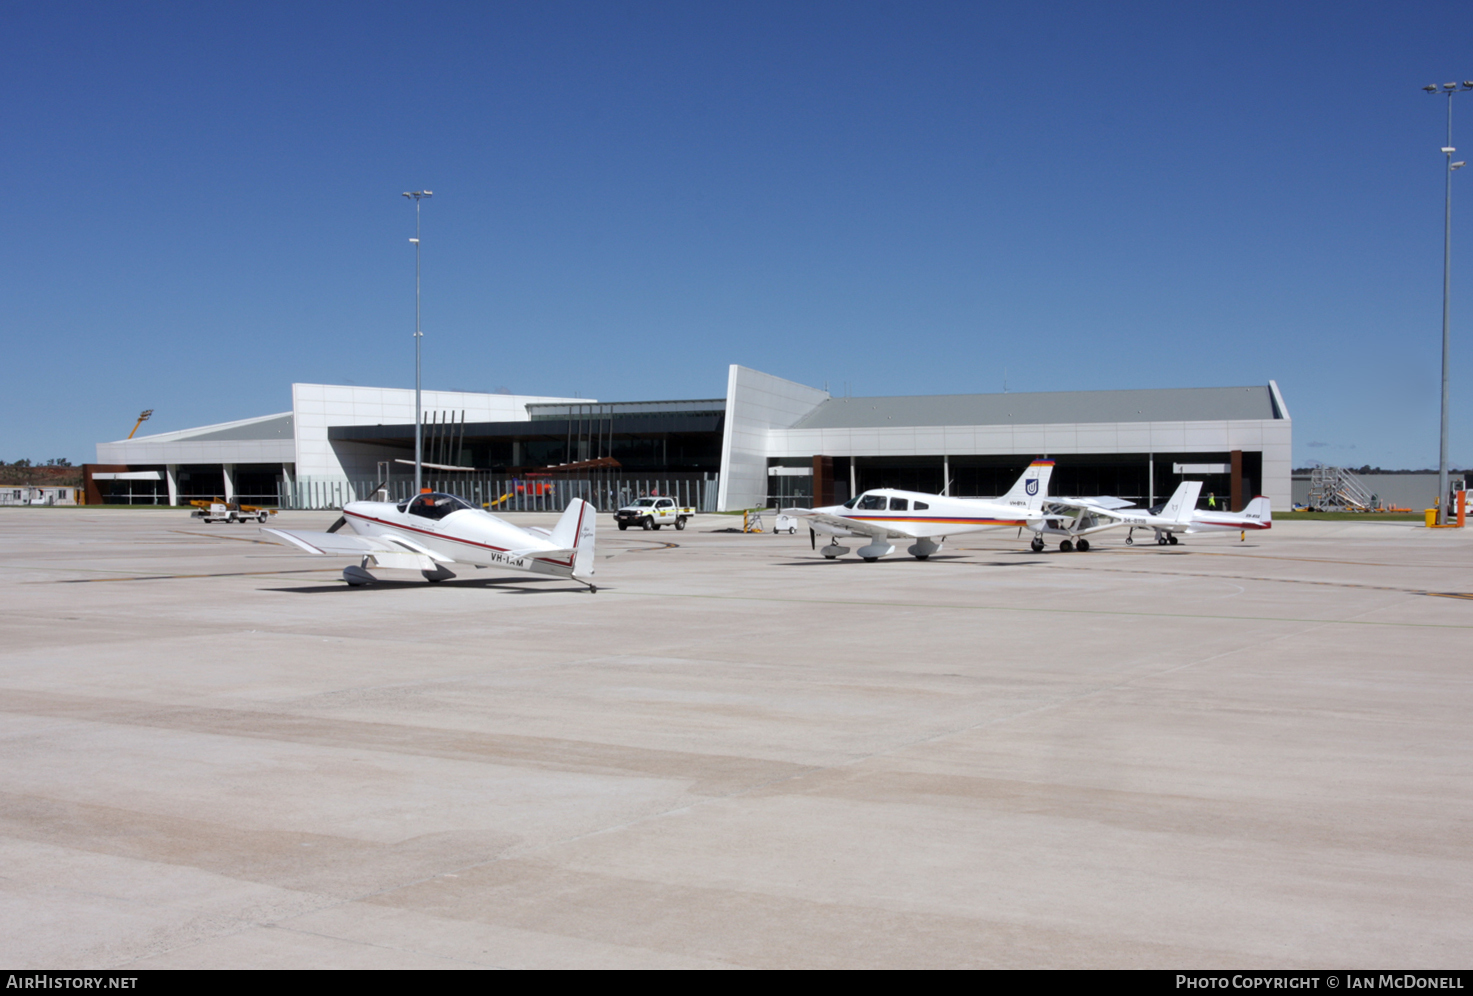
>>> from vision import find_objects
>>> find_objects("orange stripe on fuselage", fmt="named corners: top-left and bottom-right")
top-left (844, 516), bottom-right (1027, 526)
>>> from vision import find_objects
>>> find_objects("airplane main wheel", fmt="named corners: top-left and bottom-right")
top-left (914, 554), bottom-right (929, 561)
top-left (1031, 537), bottom-right (1045, 553)
top-left (1077, 539), bottom-right (1090, 552)
top-left (1167, 534), bottom-right (1179, 545)
top-left (1059, 540), bottom-right (1074, 553)
top-left (863, 556), bottom-right (879, 562)
top-left (823, 553), bottom-right (837, 559)
top-left (1157, 535), bottom-right (1169, 546)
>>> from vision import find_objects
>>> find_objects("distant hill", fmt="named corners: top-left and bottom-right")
top-left (0, 464), bottom-right (83, 487)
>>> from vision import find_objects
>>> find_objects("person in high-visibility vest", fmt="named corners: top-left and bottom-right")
top-left (1207, 492), bottom-right (1217, 509)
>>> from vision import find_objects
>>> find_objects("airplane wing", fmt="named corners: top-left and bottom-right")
top-left (783, 509), bottom-right (927, 541)
top-left (1071, 495), bottom-right (1136, 510)
top-left (261, 527), bottom-right (393, 556)
top-left (1043, 499), bottom-right (1132, 521)
top-left (260, 527), bottom-right (447, 570)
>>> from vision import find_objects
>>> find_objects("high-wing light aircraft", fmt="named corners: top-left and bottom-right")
top-left (262, 492), bottom-right (598, 590)
top-left (785, 460), bottom-right (1054, 561)
top-left (1034, 480), bottom-right (1272, 551)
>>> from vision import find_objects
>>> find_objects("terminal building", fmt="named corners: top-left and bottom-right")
top-left (88, 365), bottom-right (1293, 513)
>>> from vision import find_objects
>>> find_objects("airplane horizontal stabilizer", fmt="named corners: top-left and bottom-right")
top-left (260, 527), bottom-right (385, 557)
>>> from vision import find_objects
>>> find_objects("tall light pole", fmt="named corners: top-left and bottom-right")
top-left (1425, 85), bottom-right (1472, 523)
top-left (403, 190), bottom-right (433, 496)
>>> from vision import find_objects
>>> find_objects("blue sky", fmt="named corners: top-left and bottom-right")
top-left (3, 1), bottom-right (1471, 468)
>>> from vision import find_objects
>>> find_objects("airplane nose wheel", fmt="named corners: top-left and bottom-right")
top-left (1030, 537), bottom-right (1045, 553)
top-left (1157, 534), bottom-right (1169, 546)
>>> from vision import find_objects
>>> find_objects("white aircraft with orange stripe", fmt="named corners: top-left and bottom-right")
top-left (261, 492), bottom-right (598, 590)
top-left (786, 460), bottom-right (1055, 561)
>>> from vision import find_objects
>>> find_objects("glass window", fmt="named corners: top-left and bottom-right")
top-left (842, 496), bottom-right (858, 509)
top-left (857, 494), bottom-right (887, 511)
top-left (914, 501), bottom-right (929, 511)
top-left (409, 493), bottom-right (471, 520)
top-left (889, 497), bottom-right (908, 511)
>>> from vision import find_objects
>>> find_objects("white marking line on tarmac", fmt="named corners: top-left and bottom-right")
top-left (1047, 563), bottom-right (1472, 600)
top-left (597, 589), bottom-right (1473, 629)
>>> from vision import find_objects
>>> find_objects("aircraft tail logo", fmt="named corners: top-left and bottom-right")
top-left (1003, 459), bottom-right (1054, 510)
top-left (1162, 481), bottom-right (1203, 524)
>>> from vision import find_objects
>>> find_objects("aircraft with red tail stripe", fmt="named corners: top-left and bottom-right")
top-left (261, 492), bottom-right (598, 590)
top-left (784, 460), bottom-right (1055, 561)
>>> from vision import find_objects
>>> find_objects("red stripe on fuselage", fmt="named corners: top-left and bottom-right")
top-left (345, 506), bottom-right (583, 568)
top-left (345, 509), bottom-right (512, 554)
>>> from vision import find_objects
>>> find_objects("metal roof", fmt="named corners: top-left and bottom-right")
top-left (178, 413), bottom-right (295, 441)
top-left (791, 386), bottom-right (1281, 429)
top-left (112, 412), bottom-right (295, 444)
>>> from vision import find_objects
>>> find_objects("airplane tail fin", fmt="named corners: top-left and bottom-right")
top-left (1242, 496), bottom-right (1271, 526)
top-left (1001, 460), bottom-right (1055, 510)
top-left (1161, 481), bottom-right (1203, 524)
top-left (549, 498), bottom-right (597, 579)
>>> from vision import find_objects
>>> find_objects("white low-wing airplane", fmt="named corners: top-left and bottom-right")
top-left (262, 492), bottom-right (598, 590)
top-left (785, 460), bottom-right (1055, 561)
top-left (1036, 480), bottom-right (1272, 550)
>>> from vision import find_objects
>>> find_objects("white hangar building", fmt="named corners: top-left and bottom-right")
top-left (89, 366), bottom-right (1292, 513)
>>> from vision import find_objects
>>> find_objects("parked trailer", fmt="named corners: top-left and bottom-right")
top-left (191, 499), bottom-right (276, 524)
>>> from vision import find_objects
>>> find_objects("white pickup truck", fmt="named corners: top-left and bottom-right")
top-left (614, 497), bottom-right (695, 531)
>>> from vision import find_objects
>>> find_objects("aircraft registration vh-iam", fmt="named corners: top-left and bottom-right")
top-left (262, 492), bottom-right (598, 591)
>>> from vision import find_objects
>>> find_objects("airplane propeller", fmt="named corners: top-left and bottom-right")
top-left (326, 516), bottom-right (348, 533)
top-left (810, 526), bottom-right (816, 550)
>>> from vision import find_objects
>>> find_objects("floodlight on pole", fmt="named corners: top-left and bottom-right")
top-left (1424, 85), bottom-right (1473, 524)
top-left (402, 190), bottom-right (433, 497)
top-left (127, 409), bottom-right (154, 440)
